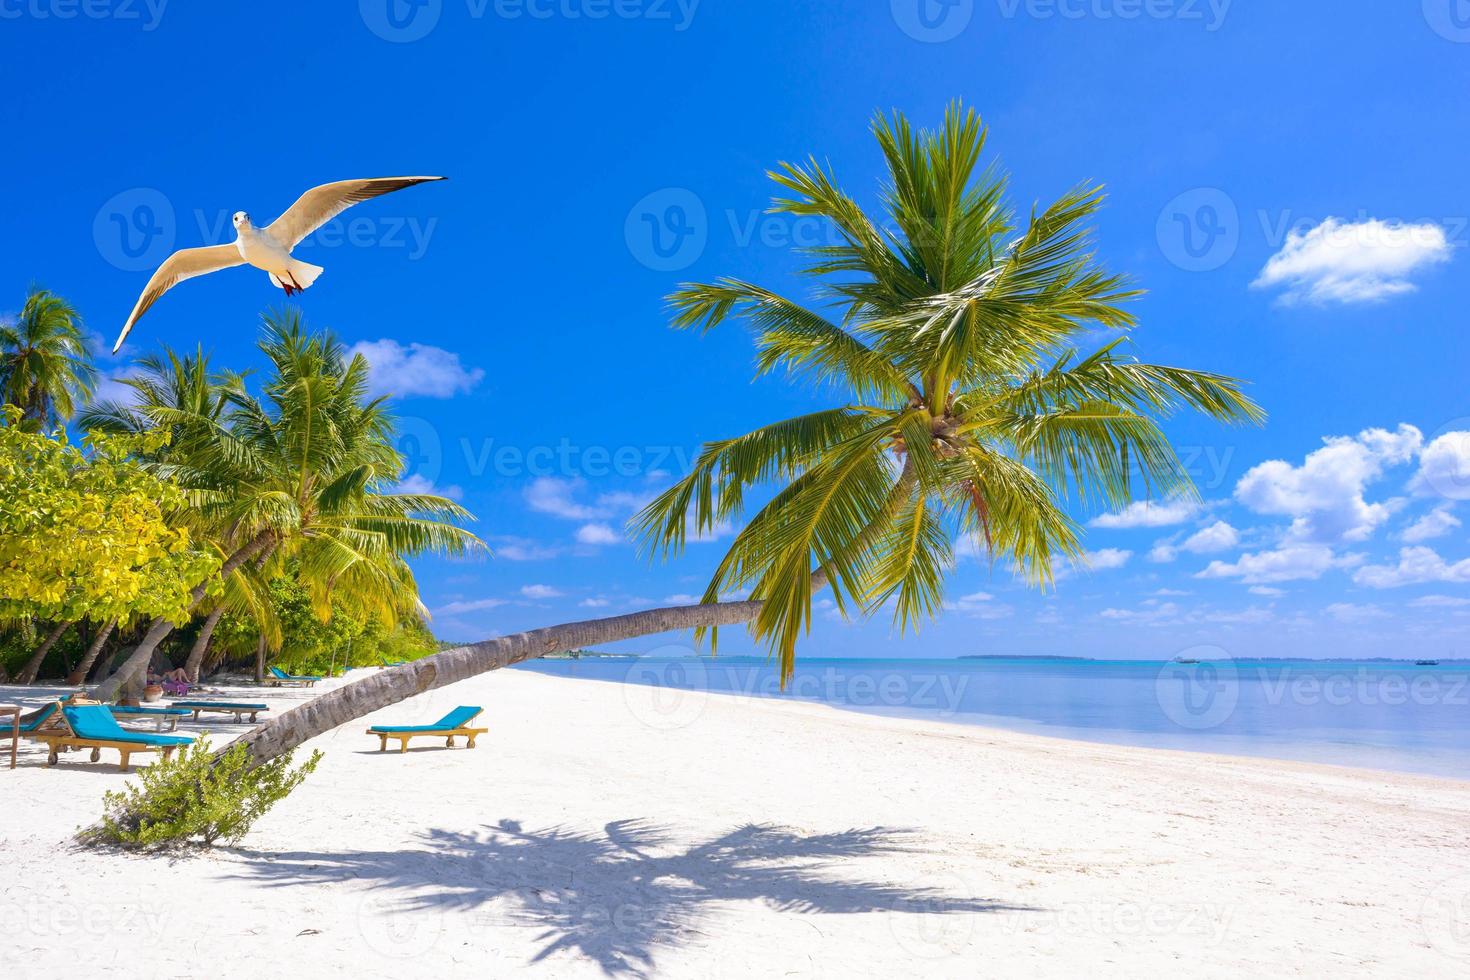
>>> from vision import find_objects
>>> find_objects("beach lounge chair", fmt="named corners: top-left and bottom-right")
top-left (8, 701), bottom-right (62, 736)
top-left (170, 701), bottom-right (269, 723)
top-left (268, 665), bottom-right (321, 687)
top-left (33, 704), bottom-right (194, 771)
top-left (366, 706), bottom-right (488, 753)
top-left (109, 705), bottom-right (190, 732)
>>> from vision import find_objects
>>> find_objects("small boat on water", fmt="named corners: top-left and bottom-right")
top-left (1174, 658), bottom-right (1201, 664)
top-left (1415, 660), bottom-right (1440, 666)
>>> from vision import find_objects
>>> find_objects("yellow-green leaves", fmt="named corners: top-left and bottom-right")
top-left (0, 408), bottom-right (220, 625)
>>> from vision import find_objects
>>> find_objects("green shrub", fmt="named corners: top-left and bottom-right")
top-left (83, 738), bottom-right (322, 851)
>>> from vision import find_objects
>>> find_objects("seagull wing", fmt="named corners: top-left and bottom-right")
top-left (113, 244), bottom-right (245, 352)
top-left (263, 176), bottom-right (446, 250)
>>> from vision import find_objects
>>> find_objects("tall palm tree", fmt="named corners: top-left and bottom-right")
top-left (90, 311), bottom-right (481, 700)
top-left (152, 105), bottom-right (1267, 781)
top-left (0, 288), bottom-right (96, 425)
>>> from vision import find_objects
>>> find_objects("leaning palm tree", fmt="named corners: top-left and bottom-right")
top-left (162, 103), bottom-right (1262, 779)
top-left (91, 311), bottom-right (481, 700)
top-left (0, 288), bottom-right (96, 425)
top-left (638, 104), bottom-right (1265, 681)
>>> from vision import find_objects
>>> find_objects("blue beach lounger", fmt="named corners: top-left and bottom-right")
top-left (34, 704), bottom-right (194, 771)
top-left (9, 702), bottom-right (61, 735)
top-left (109, 705), bottom-right (191, 732)
top-left (366, 706), bottom-right (488, 753)
top-left (170, 701), bottom-right (270, 723)
top-left (268, 665), bottom-right (322, 687)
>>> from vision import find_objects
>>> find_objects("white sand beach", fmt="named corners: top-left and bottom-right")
top-left (3, 667), bottom-right (1468, 978)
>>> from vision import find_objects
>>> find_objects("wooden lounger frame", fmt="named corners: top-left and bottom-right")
top-left (29, 702), bottom-right (184, 772)
top-left (367, 725), bottom-right (489, 753)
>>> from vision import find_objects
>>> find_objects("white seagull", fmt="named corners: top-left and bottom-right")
top-left (111, 176), bottom-right (446, 352)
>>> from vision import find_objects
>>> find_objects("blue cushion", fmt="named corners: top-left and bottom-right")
top-left (110, 706), bottom-right (190, 717)
top-left (11, 702), bottom-right (58, 732)
top-left (62, 705), bottom-right (195, 747)
top-left (369, 705), bottom-right (483, 733)
top-left (170, 701), bottom-right (268, 710)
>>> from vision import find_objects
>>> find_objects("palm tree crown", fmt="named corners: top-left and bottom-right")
top-left (0, 288), bottom-right (96, 425)
top-left (173, 310), bottom-right (483, 624)
top-left (638, 103), bottom-right (1265, 681)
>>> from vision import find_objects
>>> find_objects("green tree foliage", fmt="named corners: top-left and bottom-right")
top-left (84, 738), bottom-right (322, 850)
top-left (0, 408), bottom-right (220, 627)
top-left (638, 103), bottom-right (1265, 682)
top-left (0, 288), bottom-right (96, 426)
top-left (210, 566), bottom-right (438, 677)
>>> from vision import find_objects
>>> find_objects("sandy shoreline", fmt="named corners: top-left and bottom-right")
top-left (3, 668), bottom-right (1468, 977)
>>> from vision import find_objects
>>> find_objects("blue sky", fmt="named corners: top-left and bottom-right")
top-left (5, 2), bottom-right (1469, 660)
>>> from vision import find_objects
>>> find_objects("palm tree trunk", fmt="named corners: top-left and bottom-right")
top-left (254, 634), bottom-right (266, 685)
top-left (183, 608), bottom-right (225, 683)
top-left (90, 530), bottom-right (276, 701)
top-left (66, 618), bottom-right (117, 686)
top-left (232, 598), bottom-right (764, 763)
top-left (16, 620), bottom-right (73, 684)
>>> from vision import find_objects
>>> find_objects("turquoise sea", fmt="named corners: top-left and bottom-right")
top-left (515, 656), bottom-right (1470, 779)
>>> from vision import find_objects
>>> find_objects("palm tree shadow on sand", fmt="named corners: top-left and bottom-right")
top-left (236, 819), bottom-right (1031, 976)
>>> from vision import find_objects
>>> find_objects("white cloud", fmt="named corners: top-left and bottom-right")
top-left (488, 536), bottom-right (561, 561)
top-left (1410, 432), bottom-right (1470, 501)
top-left (1353, 546), bottom-right (1470, 589)
top-left (1091, 500), bottom-right (1198, 529)
top-left (575, 523), bottom-right (622, 546)
top-left (1233, 425), bottom-right (1421, 542)
top-left (1409, 595), bottom-right (1470, 608)
top-left (1203, 606), bottom-right (1275, 625)
top-left (348, 339), bottom-right (484, 398)
top-left (946, 591), bottom-right (1013, 619)
top-left (524, 477), bottom-right (654, 522)
top-left (1153, 588), bottom-right (1192, 596)
top-left (1402, 506), bottom-right (1460, 543)
top-left (1248, 586), bottom-right (1286, 597)
top-left (1252, 218), bottom-right (1453, 305)
top-left (1325, 602), bottom-right (1388, 624)
top-left (1100, 602), bottom-right (1182, 626)
top-left (1181, 520), bottom-right (1240, 554)
top-left (520, 584), bottom-right (564, 600)
top-left (663, 593), bottom-right (702, 605)
top-left (392, 472), bottom-right (463, 501)
top-left (1148, 542), bottom-right (1180, 563)
top-left (1086, 548), bottom-right (1132, 570)
top-left (1197, 543), bottom-right (1352, 584)
top-left (435, 597), bottom-right (507, 615)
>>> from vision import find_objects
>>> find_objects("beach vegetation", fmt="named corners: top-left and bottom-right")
top-left (85, 737), bottom-right (323, 850)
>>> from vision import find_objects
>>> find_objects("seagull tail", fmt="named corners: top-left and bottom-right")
top-left (269, 259), bottom-right (324, 293)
